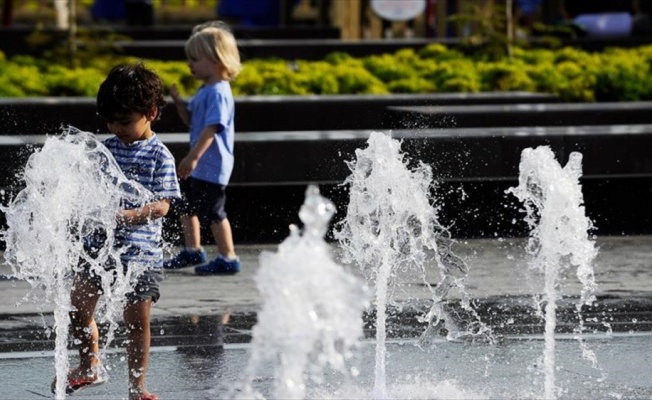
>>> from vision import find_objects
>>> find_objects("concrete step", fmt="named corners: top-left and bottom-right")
top-left (2, 95), bottom-right (651, 241)
top-left (0, 25), bottom-right (341, 58)
top-left (0, 92), bottom-right (560, 135)
top-left (5, 97), bottom-right (652, 133)
top-left (2, 125), bottom-right (651, 241)
top-left (385, 102), bottom-right (652, 129)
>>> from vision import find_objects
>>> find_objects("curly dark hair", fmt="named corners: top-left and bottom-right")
top-left (96, 63), bottom-right (167, 121)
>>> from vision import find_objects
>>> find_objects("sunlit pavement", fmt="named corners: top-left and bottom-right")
top-left (1, 236), bottom-right (652, 398)
top-left (2, 236), bottom-right (652, 347)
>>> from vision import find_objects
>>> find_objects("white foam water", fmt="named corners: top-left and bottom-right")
top-left (234, 185), bottom-right (368, 400)
top-left (1, 127), bottom-right (152, 398)
top-left (507, 146), bottom-right (599, 399)
top-left (334, 131), bottom-right (487, 399)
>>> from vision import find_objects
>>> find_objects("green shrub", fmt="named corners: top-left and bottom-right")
top-left (478, 60), bottom-right (537, 92)
top-left (555, 62), bottom-right (597, 102)
top-left (148, 60), bottom-right (197, 96)
top-left (593, 48), bottom-right (652, 101)
top-left (293, 61), bottom-right (339, 94)
top-left (324, 51), bottom-right (354, 65)
top-left (334, 63), bottom-right (388, 94)
top-left (554, 46), bottom-right (595, 65)
top-left (231, 63), bottom-right (265, 95)
top-left (43, 65), bottom-right (105, 96)
top-left (363, 53), bottom-right (415, 83)
top-left (254, 60), bottom-right (296, 95)
top-left (10, 54), bottom-right (48, 69)
top-left (418, 43), bottom-right (464, 61)
top-left (388, 77), bottom-right (436, 93)
top-left (393, 48), bottom-right (422, 67)
top-left (2, 44), bottom-right (652, 101)
top-left (513, 47), bottom-right (555, 66)
top-left (421, 60), bottom-right (481, 92)
top-left (1, 63), bottom-right (48, 96)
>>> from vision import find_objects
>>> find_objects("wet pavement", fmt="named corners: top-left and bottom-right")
top-left (1, 235), bottom-right (652, 350)
top-left (2, 333), bottom-right (652, 399)
top-left (1, 235), bottom-right (652, 399)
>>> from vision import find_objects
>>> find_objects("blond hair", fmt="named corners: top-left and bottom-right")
top-left (185, 25), bottom-right (242, 81)
top-left (191, 20), bottom-right (231, 34)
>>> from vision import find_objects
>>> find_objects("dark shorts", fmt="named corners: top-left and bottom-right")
top-left (177, 177), bottom-right (228, 224)
top-left (77, 257), bottom-right (162, 304)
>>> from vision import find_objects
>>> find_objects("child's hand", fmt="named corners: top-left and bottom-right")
top-left (170, 84), bottom-right (181, 102)
top-left (116, 210), bottom-right (127, 226)
top-left (177, 155), bottom-right (198, 180)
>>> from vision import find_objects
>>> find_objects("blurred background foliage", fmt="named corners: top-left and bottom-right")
top-left (2, 43), bottom-right (652, 102)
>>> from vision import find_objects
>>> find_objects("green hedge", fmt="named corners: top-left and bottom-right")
top-left (3, 44), bottom-right (652, 101)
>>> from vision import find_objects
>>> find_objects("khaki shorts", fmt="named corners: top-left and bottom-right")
top-left (77, 257), bottom-right (162, 303)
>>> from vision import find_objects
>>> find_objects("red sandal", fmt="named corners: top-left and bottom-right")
top-left (50, 365), bottom-right (109, 395)
top-left (130, 391), bottom-right (159, 400)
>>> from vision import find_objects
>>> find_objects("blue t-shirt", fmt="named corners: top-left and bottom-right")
top-left (187, 81), bottom-right (235, 186)
top-left (104, 134), bottom-right (181, 269)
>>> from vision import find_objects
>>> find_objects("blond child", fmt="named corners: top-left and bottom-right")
top-left (165, 22), bottom-right (243, 275)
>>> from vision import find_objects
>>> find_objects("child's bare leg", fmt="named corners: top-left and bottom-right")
top-left (181, 215), bottom-right (201, 249)
top-left (70, 276), bottom-right (101, 374)
top-left (212, 218), bottom-right (236, 259)
top-left (123, 297), bottom-right (153, 397)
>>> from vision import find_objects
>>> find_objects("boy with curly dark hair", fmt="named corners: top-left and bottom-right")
top-left (52, 63), bottom-right (180, 400)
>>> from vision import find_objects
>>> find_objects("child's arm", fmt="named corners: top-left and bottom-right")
top-left (171, 84), bottom-right (190, 127)
top-left (177, 124), bottom-right (219, 179)
top-left (116, 199), bottom-right (171, 226)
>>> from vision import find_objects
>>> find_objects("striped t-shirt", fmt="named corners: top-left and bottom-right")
top-left (103, 134), bottom-right (181, 269)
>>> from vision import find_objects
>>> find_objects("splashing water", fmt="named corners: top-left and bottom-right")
top-left (507, 146), bottom-right (598, 400)
top-left (0, 127), bottom-right (152, 398)
top-left (234, 185), bottom-right (368, 400)
top-left (334, 132), bottom-right (487, 399)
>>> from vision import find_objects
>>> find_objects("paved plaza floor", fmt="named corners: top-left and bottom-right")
top-left (1, 235), bottom-right (652, 399)
top-left (1, 235), bottom-right (651, 343)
